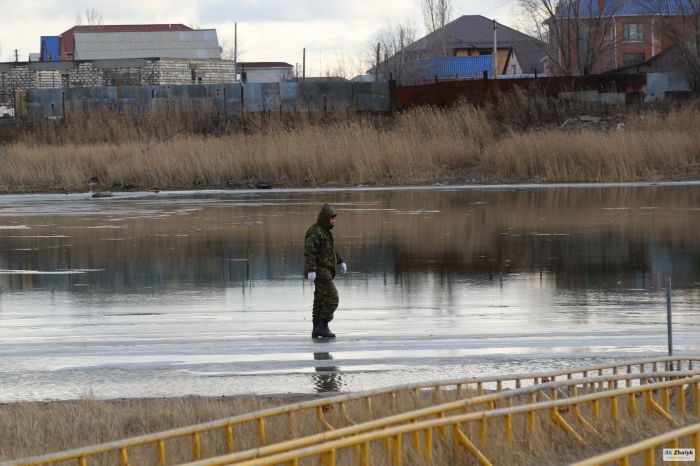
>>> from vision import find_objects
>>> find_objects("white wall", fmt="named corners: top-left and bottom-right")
top-left (243, 67), bottom-right (293, 83)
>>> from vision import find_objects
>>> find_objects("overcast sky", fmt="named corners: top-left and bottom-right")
top-left (1, 0), bottom-right (520, 76)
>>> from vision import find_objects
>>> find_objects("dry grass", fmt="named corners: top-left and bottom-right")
top-left (1, 388), bottom-right (697, 465)
top-left (1, 98), bottom-right (699, 193)
top-left (480, 104), bottom-right (700, 183)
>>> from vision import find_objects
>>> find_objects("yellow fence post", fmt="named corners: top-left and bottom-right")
top-left (287, 411), bottom-right (297, 437)
top-left (321, 449), bottom-right (336, 466)
top-left (359, 441), bottom-right (370, 466)
top-left (408, 419), bottom-right (420, 453)
top-left (392, 435), bottom-right (402, 466)
top-left (592, 399), bottom-right (600, 419)
top-left (191, 433), bottom-right (201, 461)
top-left (644, 448), bottom-right (654, 466)
top-left (504, 414), bottom-right (513, 447)
top-left (479, 417), bottom-right (488, 448)
top-left (663, 387), bottom-right (671, 412)
top-left (118, 448), bottom-right (129, 466)
top-left (225, 425), bottom-right (235, 453)
top-left (527, 408), bottom-right (536, 436)
top-left (257, 418), bottom-right (267, 445)
top-left (678, 385), bottom-right (686, 416)
top-left (438, 412), bottom-right (447, 438)
top-left (156, 439), bottom-right (166, 466)
top-left (610, 395), bottom-right (619, 422)
top-left (694, 382), bottom-right (700, 416)
top-left (78, 457), bottom-right (87, 466)
top-left (423, 428), bottom-right (433, 463)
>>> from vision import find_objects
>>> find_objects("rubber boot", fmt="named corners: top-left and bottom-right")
top-left (317, 320), bottom-right (336, 338)
top-left (311, 319), bottom-right (321, 338)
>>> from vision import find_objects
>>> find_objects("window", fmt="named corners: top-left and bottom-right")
top-left (623, 52), bottom-right (645, 66)
top-left (578, 24), bottom-right (589, 55)
top-left (624, 23), bottom-right (644, 41)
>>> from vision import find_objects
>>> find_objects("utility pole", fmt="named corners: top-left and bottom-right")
top-left (234, 22), bottom-right (238, 82)
top-left (667, 276), bottom-right (673, 359)
top-left (302, 48), bottom-right (306, 80)
top-left (492, 20), bottom-right (498, 78)
top-left (375, 43), bottom-right (380, 82)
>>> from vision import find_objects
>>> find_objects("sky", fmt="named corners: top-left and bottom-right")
top-left (0, 0), bottom-right (520, 76)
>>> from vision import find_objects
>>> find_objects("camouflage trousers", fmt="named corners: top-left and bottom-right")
top-left (313, 279), bottom-right (339, 322)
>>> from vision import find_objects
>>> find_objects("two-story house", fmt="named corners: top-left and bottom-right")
top-left (546, 0), bottom-right (697, 75)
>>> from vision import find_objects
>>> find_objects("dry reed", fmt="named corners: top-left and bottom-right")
top-left (0, 99), bottom-right (699, 193)
top-left (1, 389), bottom-right (696, 466)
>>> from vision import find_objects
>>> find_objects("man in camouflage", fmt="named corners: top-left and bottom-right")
top-left (305, 204), bottom-right (347, 339)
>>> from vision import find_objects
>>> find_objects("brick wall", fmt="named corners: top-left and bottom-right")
top-left (0, 66), bottom-right (36, 107)
top-left (0, 58), bottom-right (236, 108)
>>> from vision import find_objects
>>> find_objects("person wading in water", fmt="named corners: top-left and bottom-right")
top-left (304, 204), bottom-right (347, 339)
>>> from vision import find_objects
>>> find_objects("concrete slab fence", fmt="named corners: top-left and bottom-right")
top-left (19, 81), bottom-right (392, 121)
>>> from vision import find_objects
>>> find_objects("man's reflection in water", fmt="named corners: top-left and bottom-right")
top-left (313, 352), bottom-right (343, 393)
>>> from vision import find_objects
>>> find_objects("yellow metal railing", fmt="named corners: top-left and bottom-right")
top-left (571, 422), bottom-right (700, 466)
top-left (178, 376), bottom-right (700, 466)
top-left (3, 356), bottom-right (697, 466)
top-left (181, 370), bottom-right (700, 465)
top-left (183, 371), bottom-right (700, 466)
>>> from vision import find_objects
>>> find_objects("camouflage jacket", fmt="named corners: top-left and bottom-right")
top-left (304, 204), bottom-right (344, 281)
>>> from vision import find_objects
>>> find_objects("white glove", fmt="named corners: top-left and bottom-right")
top-left (339, 263), bottom-right (347, 274)
top-left (307, 272), bottom-right (316, 286)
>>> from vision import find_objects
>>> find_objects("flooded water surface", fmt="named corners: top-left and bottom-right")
top-left (0, 185), bottom-right (699, 402)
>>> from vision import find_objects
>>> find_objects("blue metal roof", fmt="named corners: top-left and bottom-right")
top-left (417, 56), bottom-right (493, 80)
top-left (555, 0), bottom-right (695, 18)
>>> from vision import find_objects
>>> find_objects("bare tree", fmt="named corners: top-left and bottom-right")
top-left (321, 52), bottom-right (366, 79)
top-left (650, 0), bottom-right (700, 92)
top-left (422, 0), bottom-right (453, 33)
top-left (76, 8), bottom-right (104, 26)
top-left (368, 19), bottom-right (419, 84)
top-left (519, 0), bottom-right (623, 75)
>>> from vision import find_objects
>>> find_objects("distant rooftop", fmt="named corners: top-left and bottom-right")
top-left (553, 0), bottom-right (697, 18)
top-left (405, 15), bottom-right (546, 74)
top-left (237, 62), bottom-right (294, 69)
top-left (73, 30), bottom-right (221, 60)
top-left (59, 24), bottom-right (193, 59)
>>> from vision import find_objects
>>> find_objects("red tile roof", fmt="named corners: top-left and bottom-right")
top-left (59, 24), bottom-right (193, 59)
